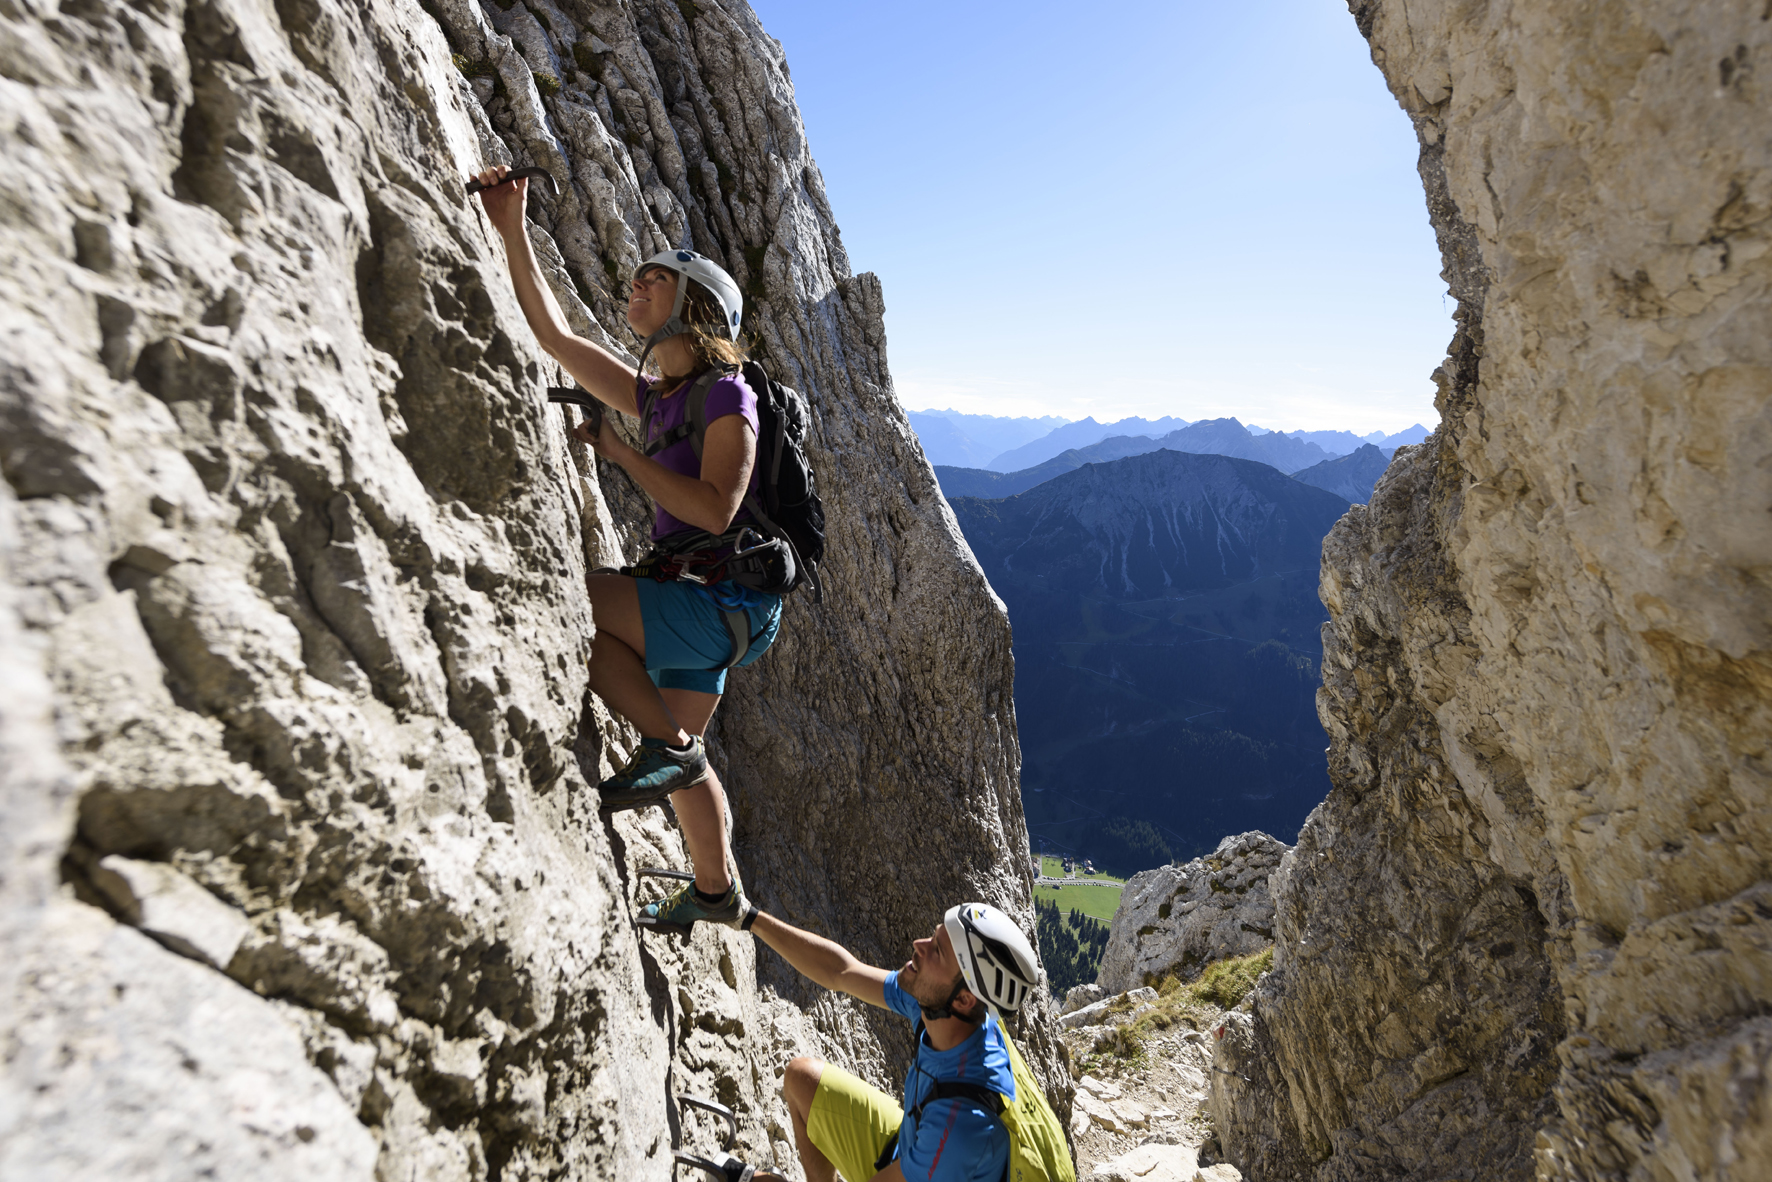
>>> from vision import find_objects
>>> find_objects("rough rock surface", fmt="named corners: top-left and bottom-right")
top-left (1214, 3), bottom-right (1771, 1181)
top-left (1063, 987), bottom-right (1159, 1031)
top-left (0, 0), bottom-right (1064, 1177)
top-left (1097, 833), bottom-right (1288, 994)
top-left (1086, 1142), bottom-right (1198, 1182)
top-left (1064, 982), bottom-right (1107, 1014)
top-left (1058, 993), bottom-right (1231, 1181)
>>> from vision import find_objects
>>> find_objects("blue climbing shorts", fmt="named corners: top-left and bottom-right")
top-left (633, 576), bottom-right (783, 695)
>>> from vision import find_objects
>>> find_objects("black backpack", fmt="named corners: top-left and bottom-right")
top-left (640, 360), bottom-right (825, 600)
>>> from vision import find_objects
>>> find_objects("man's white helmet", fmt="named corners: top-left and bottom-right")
top-left (945, 903), bottom-right (1041, 1016)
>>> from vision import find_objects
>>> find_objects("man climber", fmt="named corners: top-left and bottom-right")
top-left (742, 901), bottom-right (1042, 1182)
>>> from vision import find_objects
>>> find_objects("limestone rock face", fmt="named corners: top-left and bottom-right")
top-left (1064, 982), bottom-right (1107, 1014)
top-left (1096, 833), bottom-right (1288, 994)
top-left (1214, 3), bottom-right (1772, 1181)
top-left (0, 0), bottom-right (1060, 1177)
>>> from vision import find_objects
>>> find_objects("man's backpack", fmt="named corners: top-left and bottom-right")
top-left (640, 360), bottom-right (825, 601)
top-left (881, 1030), bottom-right (1077, 1182)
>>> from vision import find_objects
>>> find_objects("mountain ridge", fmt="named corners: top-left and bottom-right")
top-left (936, 418), bottom-right (1338, 500)
top-left (985, 414), bottom-right (1193, 471)
top-left (1290, 442), bottom-right (1395, 503)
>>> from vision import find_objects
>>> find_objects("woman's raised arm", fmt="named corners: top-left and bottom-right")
top-left (474, 167), bottom-right (640, 418)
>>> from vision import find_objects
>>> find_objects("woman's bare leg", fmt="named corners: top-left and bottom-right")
top-left (660, 686), bottom-right (732, 896)
top-left (585, 574), bottom-right (688, 744)
top-left (585, 575), bottom-right (736, 895)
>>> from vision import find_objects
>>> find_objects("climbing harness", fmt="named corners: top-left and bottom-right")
top-left (618, 525), bottom-right (784, 671)
top-left (464, 166), bottom-right (559, 199)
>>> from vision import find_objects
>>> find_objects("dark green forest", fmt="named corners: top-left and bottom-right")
top-left (1084, 817), bottom-right (1173, 878)
top-left (1036, 896), bottom-right (1111, 998)
top-left (947, 452), bottom-right (1349, 868)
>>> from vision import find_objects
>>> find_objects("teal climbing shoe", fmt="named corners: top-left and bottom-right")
top-left (638, 880), bottom-right (754, 937)
top-left (598, 736), bottom-right (710, 812)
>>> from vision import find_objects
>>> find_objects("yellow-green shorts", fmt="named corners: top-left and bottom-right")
top-left (807, 1063), bottom-right (903, 1182)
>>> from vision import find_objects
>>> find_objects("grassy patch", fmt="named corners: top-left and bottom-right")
top-left (1036, 882), bottom-right (1122, 923)
top-left (453, 54), bottom-right (498, 80)
top-left (1089, 946), bottom-right (1275, 1065)
top-left (1038, 855), bottom-right (1128, 884)
top-left (1169, 945), bottom-right (1273, 1008)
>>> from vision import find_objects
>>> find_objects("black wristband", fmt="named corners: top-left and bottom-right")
top-left (739, 902), bottom-right (759, 932)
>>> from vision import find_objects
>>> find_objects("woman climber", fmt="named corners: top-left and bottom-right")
top-left (475, 164), bottom-right (782, 934)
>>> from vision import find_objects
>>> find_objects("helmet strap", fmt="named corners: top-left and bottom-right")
top-left (919, 976), bottom-right (984, 1025)
top-left (632, 270), bottom-right (695, 378)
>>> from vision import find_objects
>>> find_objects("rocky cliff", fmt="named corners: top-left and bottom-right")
top-left (1096, 832), bottom-right (1288, 995)
top-left (0, 1), bottom-right (1063, 1177)
top-left (1213, 3), bottom-right (1771, 1180)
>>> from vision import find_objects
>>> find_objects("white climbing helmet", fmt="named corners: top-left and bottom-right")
top-left (944, 902), bottom-right (1041, 1016)
top-left (634, 248), bottom-right (743, 343)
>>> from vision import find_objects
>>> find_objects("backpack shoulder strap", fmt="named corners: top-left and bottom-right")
top-left (905, 1019), bottom-right (1011, 1120)
top-left (911, 1080), bottom-right (1005, 1121)
top-left (641, 367), bottom-right (728, 458)
top-left (685, 366), bottom-right (725, 461)
top-left (741, 359), bottom-right (790, 488)
top-left (638, 373), bottom-right (660, 444)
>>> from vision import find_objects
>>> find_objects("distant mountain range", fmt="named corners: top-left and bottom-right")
top-left (946, 449), bottom-right (1354, 863)
top-left (1367, 423), bottom-right (1430, 448)
top-left (985, 415), bottom-right (1193, 471)
top-left (936, 417), bottom-right (1369, 500)
top-left (904, 409), bottom-right (1068, 468)
top-left (908, 408), bottom-right (1433, 476)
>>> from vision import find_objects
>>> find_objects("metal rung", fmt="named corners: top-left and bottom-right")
top-left (678, 1094), bottom-right (738, 1148)
top-left (638, 866), bottom-right (695, 882)
top-left (674, 1151), bottom-right (752, 1182)
top-left (546, 388), bottom-right (597, 409)
top-left (465, 166), bottom-right (559, 198)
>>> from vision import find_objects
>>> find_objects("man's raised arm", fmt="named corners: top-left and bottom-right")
top-left (749, 911), bottom-right (890, 1009)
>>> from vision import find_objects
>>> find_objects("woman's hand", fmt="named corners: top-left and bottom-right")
top-left (473, 165), bottom-right (527, 238)
top-left (572, 416), bottom-right (634, 463)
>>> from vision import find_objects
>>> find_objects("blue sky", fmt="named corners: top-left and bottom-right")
top-left (748, 0), bottom-right (1449, 435)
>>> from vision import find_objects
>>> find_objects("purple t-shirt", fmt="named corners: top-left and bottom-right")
top-left (642, 372), bottom-right (760, 541)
